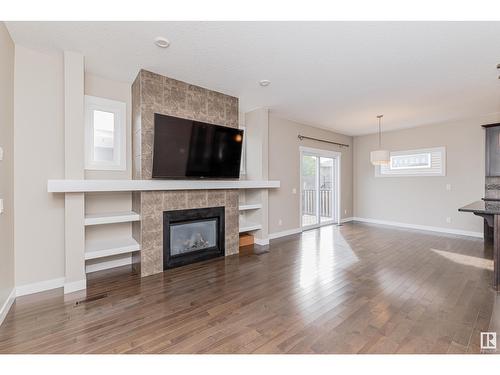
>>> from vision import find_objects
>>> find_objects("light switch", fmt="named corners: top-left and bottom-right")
top-left (446, 184), bottom-right (452, 191)
top-left (292, 188), bottom-right (297, 194)
top-left (0, 199), bottom-right (3, 214)
top-left (0, 146), bottom-right (3, 161)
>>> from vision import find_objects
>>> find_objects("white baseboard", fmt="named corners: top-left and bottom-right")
top-left (16, 276), bottom-right (88, 297)
top-left (269, 218), bottom-right (355, 240)
top-left (269, 227), bottom-right (302, 240)
top-left (64, 279), bottom-right (87, 294)
top-left (352, 217), bottom-right (483, 238)
top-left (0, 288), bottom-right (16, 327)
top-left (254, 237), bottom-right (269, 246)
top-left (86, 256), bottom-right (132, 273)
top-left (16, 277), bottom-right (65, 297)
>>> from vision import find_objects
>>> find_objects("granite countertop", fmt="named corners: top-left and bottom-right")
top-left (459, 200), bottom-right (500, 215)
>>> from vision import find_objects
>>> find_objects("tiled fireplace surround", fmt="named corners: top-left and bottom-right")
top-left (131, 70), bottom-right (240, 277)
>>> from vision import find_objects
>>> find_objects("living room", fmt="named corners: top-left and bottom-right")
top-left (1, 0), bottom-right (500, 372)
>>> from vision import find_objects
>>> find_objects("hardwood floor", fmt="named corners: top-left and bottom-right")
top-left (0, 222), bottom-right (498, 354)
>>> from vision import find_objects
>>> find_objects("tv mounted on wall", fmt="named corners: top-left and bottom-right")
top-left (152, 113), bottom-right (244, 179)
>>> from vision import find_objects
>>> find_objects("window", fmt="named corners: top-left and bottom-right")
top-left (85, 95), bottom-right (126, 170)
top-left (376, 147), bottom-right (446, 177)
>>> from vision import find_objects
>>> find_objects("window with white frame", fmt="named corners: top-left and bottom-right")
top-left (85, 95), bottom-right (126, 170)
top-left (376, 147), bottom-right (446, 177)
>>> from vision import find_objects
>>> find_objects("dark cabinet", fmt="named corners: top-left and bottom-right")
top-left (485, 124), bottom-right (500, 177)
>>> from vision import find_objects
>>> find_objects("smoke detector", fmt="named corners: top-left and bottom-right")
top-left (155, 37), bottom-right (170, 48)
top-left (259, 80), bottom-right (271, 87)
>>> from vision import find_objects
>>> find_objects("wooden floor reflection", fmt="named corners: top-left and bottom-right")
top-left (0, 222), bottom-right (498, 354)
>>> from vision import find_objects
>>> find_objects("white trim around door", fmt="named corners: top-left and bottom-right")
top-left (299, 146), bottom-right (341, 231)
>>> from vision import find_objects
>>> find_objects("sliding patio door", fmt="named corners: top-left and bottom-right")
top-left (300, 147), bottom-right (340, 229)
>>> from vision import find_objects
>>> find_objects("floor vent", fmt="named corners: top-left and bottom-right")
top-left (74, 293), bottom-right (108, 306)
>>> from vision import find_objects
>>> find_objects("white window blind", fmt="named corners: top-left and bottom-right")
top-left (376, 147), bottom-right (446, 177)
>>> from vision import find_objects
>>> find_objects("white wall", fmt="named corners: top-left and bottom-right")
top-left (243, 108), bottom-right (270, 242)
top-left (84, 73), bottom-right (133, 270)
top-left (0, 22), bottom-right (15, 320)
top-left (84, 73), bottom-right (132, 181)
top-left (268, 116), bottom-right (353, 235)
top-left (353, 115), bottom-right (499, 235)
top-left (84, 74), bottom-right (132, 221)
top-left (14, 46), bottom-right (65, 287)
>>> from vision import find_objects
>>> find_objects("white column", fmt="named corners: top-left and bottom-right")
top-left (63, 51), bottom-right (86, 294)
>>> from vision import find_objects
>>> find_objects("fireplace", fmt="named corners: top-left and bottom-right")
top-left (163, 207), bottom-right (225, 269)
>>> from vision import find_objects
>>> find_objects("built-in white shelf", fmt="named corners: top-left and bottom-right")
top-left (85, 211), bottom-right (140, 226)
top-left (48, 179), bottom-right (280, 193)
top-left (85, 237), bottom-right (140, 260)
top-left (85, 256), bottom-right (132, 274)
top-left (239, 221), bottom-right (262, 233)
top-left (239, 203), bottom-right (262, 211)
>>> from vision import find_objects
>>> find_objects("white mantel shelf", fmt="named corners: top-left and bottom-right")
top-left (48, 179), bottom-right (280, 193)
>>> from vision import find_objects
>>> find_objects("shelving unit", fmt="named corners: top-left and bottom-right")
top-left (85, 211), bottom-right (140, 226)
top-left (239, 221), bottom-right (262, 233)
top-left (84, 202), bottom-right (141, 272)
top-left (239, 203), bottom-right (262, 211)
top-left (48, 179), bottom-right (279, 192)
top-left (237, 108), bottom-right (270, 244)
top-left (85, 237), bottom-right (140, 260)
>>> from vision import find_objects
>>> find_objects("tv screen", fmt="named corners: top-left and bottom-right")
top-left (152, 113), bottom-right (244, 179)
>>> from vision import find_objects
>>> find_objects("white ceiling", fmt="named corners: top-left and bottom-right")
top-left (6, 21), bottom-right (500, 135)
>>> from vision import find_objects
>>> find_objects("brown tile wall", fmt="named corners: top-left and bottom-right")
top-left (131, 70), bottom-right (240, 277)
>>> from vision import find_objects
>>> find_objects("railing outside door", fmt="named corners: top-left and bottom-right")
top-left (302, 189), bottom-right (332, 218)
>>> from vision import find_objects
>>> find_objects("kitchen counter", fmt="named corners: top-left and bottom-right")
top-left (459, 200), bottom-right (500, 215)
top-left (459, 200), bottom-right (500, 290)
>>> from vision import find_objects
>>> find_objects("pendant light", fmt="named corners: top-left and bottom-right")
top-left (370, 115), bottom-right (390, 166)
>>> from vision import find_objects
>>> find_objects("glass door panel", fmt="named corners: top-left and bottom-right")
top-left (301, 154), bottom-right (318, 227)
top-left (319, 157), bottom-right (335, 223)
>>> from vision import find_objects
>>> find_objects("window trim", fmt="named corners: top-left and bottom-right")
top-left (390, 152), bottom-right (431, 170)
top-left (84, 95), bottom-right (126, 171)
top-left (375, 146), bottom-right (446, 177)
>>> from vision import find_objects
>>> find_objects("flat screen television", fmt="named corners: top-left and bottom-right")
top-left (152, 113), bottom-right (244, 179)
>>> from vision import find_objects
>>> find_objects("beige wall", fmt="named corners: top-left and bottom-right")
top-left (353, 115), bottom-right (500, 234)
top-left (268, 116), bottom-right (353, 235)
top-left (0, 23), bottom-right (15, 311)
top-left (14, 46), bottom-right (65, 286)
top-left (12, 48), bottom-right (135, 286)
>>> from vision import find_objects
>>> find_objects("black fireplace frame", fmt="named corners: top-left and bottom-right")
top-left (163, 206), bottom-right (225, 270)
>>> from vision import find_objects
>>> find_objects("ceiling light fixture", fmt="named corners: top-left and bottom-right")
top-left (154, 37), bottom-right (170, 48)
top-left (370, 115), bottom-right (390, 166)
top-left (259, 80), bottom-right (271, 87)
